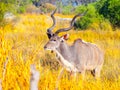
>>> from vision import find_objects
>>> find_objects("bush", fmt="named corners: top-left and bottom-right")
top-left (0, 0), bottom-right (32, 26)
top-left (26, 4), bottom-right (38, 13)
top-left (62, 4), bottom-right (73, 15)
top-left (18, 6), bottom-right (26, 13)
top-left (97, 0), bottom-right (120, 27)
top-left (39, 3), bottom-right (56, 13)
top-left (75, 16), bottom-right (92, 30)
top-left (0, 3), bottom-right (6, 23)
top-left (73, 2), bottom-right (112, 31)
top-left (75, 3), bottom-right (102, 30)
top-left (0, 2), bottom-right (12, 26)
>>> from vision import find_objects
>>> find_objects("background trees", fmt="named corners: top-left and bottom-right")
top-left (98, 0), bottom-right (120, 28)
top-left (74, 0), bottom-right (120, 30)
top-left (0, 0), bottom-right (120, 30)
top-left (0, 0), bottom-right (32, 25)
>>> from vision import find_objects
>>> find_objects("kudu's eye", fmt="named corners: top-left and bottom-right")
top-left (51, 39), bottom-right (56, 42)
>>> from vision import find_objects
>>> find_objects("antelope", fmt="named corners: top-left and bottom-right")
top-left (44, 9), bottom-right (104, 86)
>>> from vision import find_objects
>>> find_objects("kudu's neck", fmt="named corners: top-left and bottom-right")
top-left (55, 41), bottom-right (71, 60)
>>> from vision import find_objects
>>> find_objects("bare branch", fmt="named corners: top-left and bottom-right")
top-left (3, 57), bottom-right (9, 80)
top-left (30, 64), bottom-right (40, 90)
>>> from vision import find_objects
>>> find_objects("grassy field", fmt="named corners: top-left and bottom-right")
top-left (0, 14), bottom-right (120, 90)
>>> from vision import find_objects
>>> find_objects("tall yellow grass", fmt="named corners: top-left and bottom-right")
top-left (0, 14), bottom-right (120, 90)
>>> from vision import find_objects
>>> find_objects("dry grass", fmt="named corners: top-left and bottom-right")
top-left (0, 13), bottom-right (120, 90)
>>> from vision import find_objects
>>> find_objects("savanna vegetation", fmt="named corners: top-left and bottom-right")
top-left (0, 0), bottom-right (120, 90)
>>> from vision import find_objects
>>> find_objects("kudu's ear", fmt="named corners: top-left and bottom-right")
top-left (61, 34), bottom-right (69, 41)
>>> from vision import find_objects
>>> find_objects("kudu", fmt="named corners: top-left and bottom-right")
top-left (44, 9), bottom-right (104, 82)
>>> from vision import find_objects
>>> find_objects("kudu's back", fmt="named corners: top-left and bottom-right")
top-left (72, 39), bottom-right (104, 74)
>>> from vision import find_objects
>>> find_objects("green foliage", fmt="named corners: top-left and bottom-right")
top-left (95, 0), bottom-right (106, 11)
top-left (75, 5), bottom-right (86, 14)
top-left (16, 0), bottom-right (32, 13)
top-left (0, 0), bottom-right (31, 13)
top-left (18, 6), bottom-right (26, 13)
top-left (0, 2), bottom-right (13, 25)
top-left (56, 2), bottom-right (74, 14)
top-left (75, 3), bottom-right (103, 30)
top-left (97, 0), bottom-right (120, 27)
top-left (62, 4), bottom-right (73, 15)
top-left (0, 2), bottom-right (7, 22)
top-left (0, 0), bottom-right (32, 25)
top-left (75, 16), bottom-right (92, 30)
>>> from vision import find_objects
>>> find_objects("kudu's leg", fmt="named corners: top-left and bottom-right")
top-left (81, 70), bottom-right (85, 80)
top-left (78, 70), bottom-right (85, 80)
top-left (93, 65), bottom-right (102, 79)
top-left (70, 72), bottom-right (77, 81)
top-left (73, 72), bottom-right (77, 79)
top-left (94, 66), bottom-right (102, 78)
top-left (55, 68), bottom-right (64, 90)
top-left (78, 66), bottom-right (86, 80)
top-left (91, 69), bottom-right (95, 77)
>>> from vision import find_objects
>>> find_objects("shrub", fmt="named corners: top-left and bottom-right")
top-left (75, 3), bottom-right (100, 30)
top-left (75, 16), bottom-right (92, 30)
top-left (75, 1), bottom-right (112, 30)
top-left (0, 0), bottom-right (32, 26)
top-left (39, 3), bottom-right (56, 13)
top-left (0, 2), bottom-right (7, 25)
top-left (62, 4), bottom-right (73, 15)
top-left (26, 4), bottom-right (38, 13)
top-left (97, 0), bottom-right (120, 27)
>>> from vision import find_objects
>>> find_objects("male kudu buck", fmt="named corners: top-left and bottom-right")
top-left (44, 9), bottom-right (104, 86)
